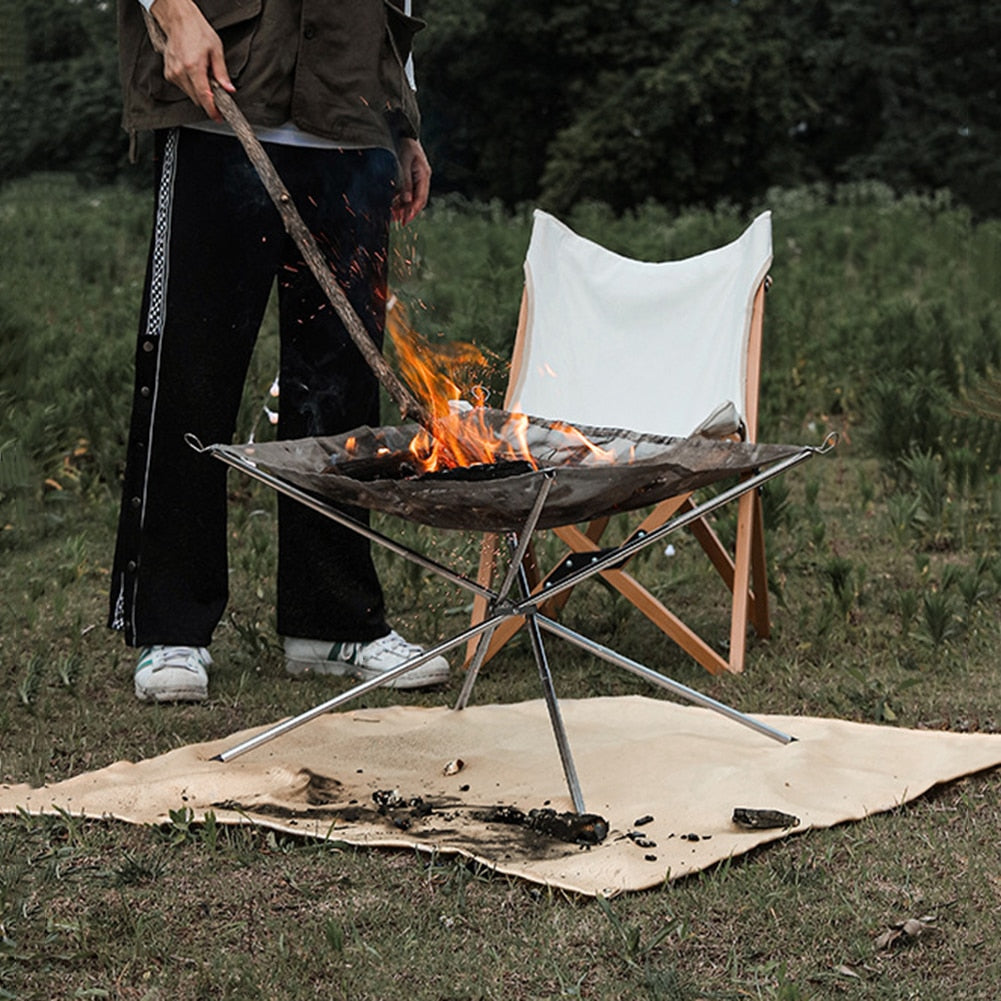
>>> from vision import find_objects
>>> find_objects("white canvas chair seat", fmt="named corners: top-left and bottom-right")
top-left (468, 209), bottom-right (775, 675)
top-left (508, 210), bottom-right (772, 438)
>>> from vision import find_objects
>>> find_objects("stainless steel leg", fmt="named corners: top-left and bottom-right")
top-left (453, 619), bottom-right (498, 711)
top-left (454, 472), bottom-right (556, 712)
top-left (518, 564), bottom-right (587, 814)
top-left (537, 615), bottom-right (795, 745)
top-left (215, 613), bottom-right (509, 762)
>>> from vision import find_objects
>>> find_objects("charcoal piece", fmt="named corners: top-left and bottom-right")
top-left (419, 459), bottom-right (534, 482)
top-left (479, 805), bottom-right (526, 826)
top-left (732, 807), bottom-right (800, 830)
top-left (633, 814), bottom-right (654, 826)
top-left (372, 789), bottom-right (406, 812)
top-left (528, 808), bottom-right (609, 846)
top-left (409, 797), bottom-right (433, 818)
top-left (325, 450), bottom-right (417, 481)
top-left (626, 831), bottom-right (657, 848)
top-left (476, 805), bottom-right (609, 846)
top-left (327, 451), bottom-right (534, 484)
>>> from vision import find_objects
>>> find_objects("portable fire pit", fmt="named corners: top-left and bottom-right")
top-left (196, 408), bottom-right (832, 813)
top-left (204, 409), bottom-right (807, 531)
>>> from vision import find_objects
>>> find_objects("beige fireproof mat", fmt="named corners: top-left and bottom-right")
top-left (3, 696), bottom-right (1000, 896)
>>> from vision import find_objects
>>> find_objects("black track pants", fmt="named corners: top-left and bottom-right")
top-left (109, 127), bottom-right (394, 648)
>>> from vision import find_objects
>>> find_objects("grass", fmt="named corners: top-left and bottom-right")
top-left (2, 175), bottom-right (1001, 998)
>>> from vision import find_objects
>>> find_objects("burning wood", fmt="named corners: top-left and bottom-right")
top-left (327, 409), bottom-right (618, 486)
top-left (325, 448), bottom-right (533, 483)
top-left (321, 409), bottom-right (625, 477)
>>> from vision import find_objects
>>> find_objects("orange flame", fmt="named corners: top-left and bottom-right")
top-left (385, 298), bottom-right (616, 473)
top-left (387, 299), bottom-right (493, 422)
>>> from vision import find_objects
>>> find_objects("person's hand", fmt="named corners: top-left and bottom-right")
top-left (149, 0), bottom-right (235, 121)
top-left (393, 138), bottom-right (431, 225)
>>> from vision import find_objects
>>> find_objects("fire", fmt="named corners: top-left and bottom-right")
top-left (408, 408), bottom-right (538, 473)
top-left (384, 298), bottom-right (616, 474)
top-left (385, 297), bottom-right (493, 422)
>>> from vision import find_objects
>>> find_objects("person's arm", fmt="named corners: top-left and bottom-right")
top-left (144, 0), bottom-right (235, 121)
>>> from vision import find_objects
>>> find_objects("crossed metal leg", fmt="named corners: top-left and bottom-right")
top-left (205, 442), bottom-right (815, 811)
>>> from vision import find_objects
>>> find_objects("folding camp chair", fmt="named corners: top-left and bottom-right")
top-left (467, 210), bottom-right (776, 676)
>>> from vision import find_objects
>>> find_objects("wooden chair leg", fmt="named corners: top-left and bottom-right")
top-left (465, 481), bottom-right (771, 677)
top-left (727, 488), bottom-right (757, 673)
top-left (601, 568), bottom-right (729, 676)
top-left (465, 533), bottom-right (499, 666)
top-left (749, 489), bottom-right (770, 638)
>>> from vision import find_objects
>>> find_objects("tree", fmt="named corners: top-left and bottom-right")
top-left (2, 0), bottom-right (997, 218)
top-left (807, 0), bottom-right (1001, 216)
top-left (0, 0), bottom-right (129, 186)
top-left (418, 0), bottom-right (1001, 217)
top-left (417, 0), bottom-right (580, 204)
top-left (538, 0), bottom-right (806, 212)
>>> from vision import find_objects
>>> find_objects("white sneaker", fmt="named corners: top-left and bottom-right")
top-left (134, 645), bottom-right (211, 703)
top-left (284, 630), bottom-right (449, 689)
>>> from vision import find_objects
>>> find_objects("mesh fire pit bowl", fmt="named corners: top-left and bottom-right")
top-left (213, 408), bottom-right (803, 532)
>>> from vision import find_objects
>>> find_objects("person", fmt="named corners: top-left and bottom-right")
top-left (110, 0), bottom-right (447, 702)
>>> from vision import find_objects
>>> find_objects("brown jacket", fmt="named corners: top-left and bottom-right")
top-left (118, 0), bottom-right (423, 151)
